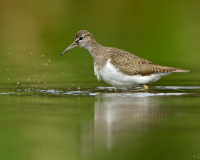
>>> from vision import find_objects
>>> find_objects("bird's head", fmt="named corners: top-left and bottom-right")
top-left (60, 30), bottom-right (93, 56)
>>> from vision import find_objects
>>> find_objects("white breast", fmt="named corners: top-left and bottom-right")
top-left (94, 63), bottom-right (101, 81)
top-left (99, 59), bottom-right (171, 90)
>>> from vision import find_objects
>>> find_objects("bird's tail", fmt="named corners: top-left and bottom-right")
top-left (173, 69), bottom-right (190, 73)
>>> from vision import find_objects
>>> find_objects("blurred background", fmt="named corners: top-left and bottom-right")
top-left (0, 0), bottom-right (200, 160)
top-left (1, 0), bottom-right (200, 88)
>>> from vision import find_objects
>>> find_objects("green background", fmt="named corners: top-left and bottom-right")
top-left (1, 0), bottom-right (199, 89)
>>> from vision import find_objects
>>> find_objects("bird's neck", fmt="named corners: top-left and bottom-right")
top-left (84, 40), bottom-right (104, 60)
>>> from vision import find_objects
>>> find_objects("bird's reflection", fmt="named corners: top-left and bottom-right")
top-left (94, 93), bottom-right (161, 150)
top-left (79, 92), bottom-right (173, 158)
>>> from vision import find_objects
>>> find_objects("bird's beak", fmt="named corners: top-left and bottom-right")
top-left (60, 42), bottom-right (78, 56)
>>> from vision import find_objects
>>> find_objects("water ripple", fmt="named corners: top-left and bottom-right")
top-left (155, 86), bottom-right (200, 90)
top-left (0, 86), bottom-right (199, 97)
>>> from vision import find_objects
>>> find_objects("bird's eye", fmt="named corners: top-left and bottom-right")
top-left (79, 36), bottom-right (83, 40)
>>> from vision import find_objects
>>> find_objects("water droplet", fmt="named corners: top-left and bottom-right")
top-left (12, 34), bottom-right (14, 36)
top-left (78, 86), bottom-right (80, 90)
top-left (17, 82), bottom-right (19, 85)
top-left (72, 84), bottom-right (73, 85)
top-left (28, 79), bottom-right (30, 81)
top-left (44, 74), bottom-right (46, 76)
top-left (7, 69), bottom-right (9, 71)
top-left (46, 63), bottom-right (48, 65)
top-left (8, 53), bottom-right (10, 54)
top-left (44, 82), bottom-right (46, 84)
top-left (42, 63), bottom-right (43, 65)
top-left (41, 55), bottom-right (44, 56)
top-left (63, 72), bottom-right (65, 74)
top-left (31, 52), bottom-right (32, 54)
top-left (7, 78), bottom-right (9, 80)
top-left (49, 60), bottom-right (51, 62)
top-left (38, 81), bottom-right (40, 83)
top-left (35, 74), bottom-right (37, 77)
top-left (24, 49), bottom-right (25, 50)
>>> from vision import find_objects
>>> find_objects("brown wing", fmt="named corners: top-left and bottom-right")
top-left (109, 48), bottom-right (183, 76)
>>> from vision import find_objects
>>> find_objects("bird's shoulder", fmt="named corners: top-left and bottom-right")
top-left (108, 47), bottom-right (154, 66)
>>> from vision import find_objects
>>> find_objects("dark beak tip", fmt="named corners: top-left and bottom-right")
top-left (60, 52), bottom-right (66, 56)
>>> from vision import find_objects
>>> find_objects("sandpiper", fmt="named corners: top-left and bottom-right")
top-left (60, 30), bottom-right (189, 90)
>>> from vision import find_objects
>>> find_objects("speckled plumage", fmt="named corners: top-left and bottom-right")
top-left (108, 48), bottom-right (188, 76)
top-left (61, 30), bottom-right (190, 90)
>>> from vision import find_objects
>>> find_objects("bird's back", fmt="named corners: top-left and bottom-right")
top-left (108, 47), bottom-right (189, 76)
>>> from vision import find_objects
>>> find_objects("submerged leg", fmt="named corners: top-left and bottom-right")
top-left (142, 85), bottom-right (149, 90)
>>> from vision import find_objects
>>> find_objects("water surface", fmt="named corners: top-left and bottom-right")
top-left (0, 86), bottom-right (200, 160)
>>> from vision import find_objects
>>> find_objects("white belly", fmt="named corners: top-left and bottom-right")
top-left (99, 59), bottom-right (171, 90)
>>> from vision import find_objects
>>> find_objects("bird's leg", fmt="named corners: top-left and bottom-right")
top-left (142, 85), bottom-right (149, 90)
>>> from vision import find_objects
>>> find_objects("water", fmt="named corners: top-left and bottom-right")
top-left (0, 86), bottom-right (200, 160)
